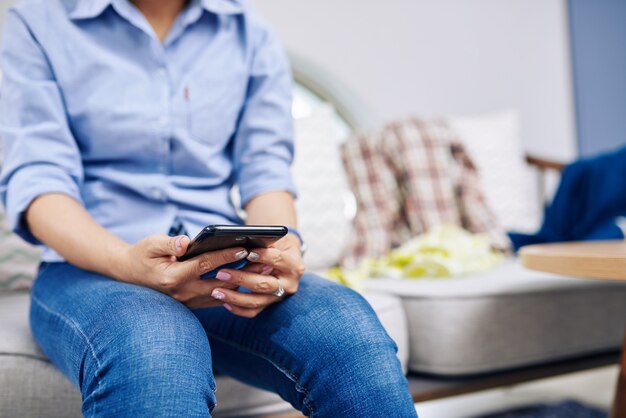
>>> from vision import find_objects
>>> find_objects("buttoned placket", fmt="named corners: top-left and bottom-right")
top-left (157, 65), bottom-right (172, 173)
top-left (147, 6), bottom-right (204, 204)
top-left (110, 0), bottom-right (197, 203)
top-left (149, 41), bottom-right (173, 202)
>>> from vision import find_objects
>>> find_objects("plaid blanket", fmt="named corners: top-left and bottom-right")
top-left (340, 118), bottom-right (510, 267)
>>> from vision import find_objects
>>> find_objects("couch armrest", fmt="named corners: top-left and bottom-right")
top-left (525, 154), bottom-right (566, 173)
top-left (525, 154), bottom-right (567, 207)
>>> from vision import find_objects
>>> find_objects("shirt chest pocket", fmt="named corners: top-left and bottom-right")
top-left (184, 74), bottom-right (247, 144)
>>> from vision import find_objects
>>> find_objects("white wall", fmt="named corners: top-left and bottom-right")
top-left (251, 0), bottom-right (577, 161)
top-left (0, 0), bottom-right (12, 34)
top-left (0, 0), bottom-right (15, 64)
top-left (0, 0), bottom-right (577, 160)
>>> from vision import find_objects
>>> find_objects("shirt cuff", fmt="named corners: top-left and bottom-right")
top-left (238, 160), bottom-right (297, 207)
top-left (3, 164), bottom-right (83, 245)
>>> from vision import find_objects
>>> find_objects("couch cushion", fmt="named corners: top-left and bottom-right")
top-left (449, 110), bottom-right (541, 233)
top-left (0, 356), bottom-right (82, 418)
top-left (0, 292), bottom-right (81, 418)
top-left (0, 212), bottom-right (40, 292)
top-left (364, 258), bottom-right (626, 375)
top-left (292, 104), bottom-right (353, 270)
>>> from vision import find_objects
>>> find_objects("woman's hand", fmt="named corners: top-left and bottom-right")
top-left (113, 234), bottom-right (249, 309)
top-left (209, 233), bottom-right (305, 318)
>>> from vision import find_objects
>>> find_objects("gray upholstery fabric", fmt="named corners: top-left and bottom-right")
top-left (365, 258), bottom-right (626, 375)
top-left (0, 292), bottom-right (81, 418)
top-left (0, 289), bottom-right (407, 417)
top-left (0, 356), bottom-right (82, 418)
top-left (0, 212), bottom-right (40, 292)
top-left (0, 292), bottom-right (44, 357)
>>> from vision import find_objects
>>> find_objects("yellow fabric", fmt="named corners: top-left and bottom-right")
top-left (327, 225), bottom-right (502, 289)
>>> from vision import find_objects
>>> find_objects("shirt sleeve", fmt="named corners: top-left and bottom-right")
top-left (233, 21), bottom-right (297, 208)
top-left (0, 11), bottom-right (84, 245)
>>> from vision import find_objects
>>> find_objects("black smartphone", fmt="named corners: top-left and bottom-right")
top-left (178, 225), bottom-right (288, 262)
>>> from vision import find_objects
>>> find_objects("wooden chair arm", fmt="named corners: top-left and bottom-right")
top-left (525, 154), bottom-right (567, 206)
top-left (525, 154), bottom-right (566, 172)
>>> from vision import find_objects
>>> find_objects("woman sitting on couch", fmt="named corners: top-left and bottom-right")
top-left (0, 0), bottom-right (417, 417)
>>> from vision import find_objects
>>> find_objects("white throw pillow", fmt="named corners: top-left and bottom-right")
top-left (449, 110), bottom-right (541, 233)
top-left (292, 104), bottom-right (352, 270)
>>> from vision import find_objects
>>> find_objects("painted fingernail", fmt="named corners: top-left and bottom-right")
top-left (262, 265), bottom-right (273, 275)
top-left (216, 271), bottom-right (231, 281)
top-left (211, 290), bottom-right (225, 300)
top-left (175, 236), bottom-right (182, 250)
top-left (223, 303), bottom-right (233, 312)
top-left (234, 250), bottom-right (248, 260)
top-left (248, 252), bottom-right (260, 262)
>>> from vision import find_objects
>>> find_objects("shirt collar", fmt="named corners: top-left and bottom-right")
top-left (201, 0), bottom-right (245, 15)
top-left (67, 0), bottom-right (244, 20)
top-left (65, 0), bottom-right (112, 19)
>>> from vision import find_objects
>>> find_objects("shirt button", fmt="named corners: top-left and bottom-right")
top-left (158, 116), bottom-right (169, 126)
top-left (151, 188), bottom-right (165, 200)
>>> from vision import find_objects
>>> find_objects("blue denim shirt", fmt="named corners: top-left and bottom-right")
top-left (0, 0), bottom-right (296, 262)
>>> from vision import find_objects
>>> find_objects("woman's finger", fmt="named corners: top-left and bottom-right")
top-left (210, 287), bottom-right (278, 309)
top-left (172, 279), bottom-right (239, 303)
top-left (215, 268), bottom-right (283, 294)
top-left (143, 234), bottom-right (190, 258)
top-left (250, 247), bottom-right (303, 276)
top-left (240, 262), bottom-right (268, 275)
top-left (183, 296), bottom-right (225, 310)
top-left (170, 247), bottom-right (248, 279)
top-left (222, 303), bottom-right (264, 319)
top-left (246, 247), bottom-right (283, 268)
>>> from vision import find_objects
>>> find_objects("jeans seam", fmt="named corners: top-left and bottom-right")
top-left (206, 331), bottom-right (316, 417)
top-left (31, 293), bottom-right (103, 418)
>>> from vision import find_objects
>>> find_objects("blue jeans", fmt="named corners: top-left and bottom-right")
top-left (30, 262), bottom-right (417, 417)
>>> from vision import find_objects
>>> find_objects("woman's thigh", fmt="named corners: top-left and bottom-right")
top-left (30, 262), bottom-right (215, 418)
top-left (193, 273), bottom-right (415, 418)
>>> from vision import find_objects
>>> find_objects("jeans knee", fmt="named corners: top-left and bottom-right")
top-left (30, 265), bottom-right (216, 417)
top-left (299, 275), bottom-right (396, 356)
top-left (106, 294), bottom-right (210, 369)
top-left (293, 276), bottom-right (411, 415)
top-left (83, 290), bottom-right (216, 413)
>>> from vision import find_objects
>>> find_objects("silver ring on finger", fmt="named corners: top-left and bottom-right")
top-left (273, 278), bottom-right (285, 298)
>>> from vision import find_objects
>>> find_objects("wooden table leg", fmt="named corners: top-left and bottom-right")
top-left (613, 331), bottom-right (626, 418)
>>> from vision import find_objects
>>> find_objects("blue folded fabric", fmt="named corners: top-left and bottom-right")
top-left (509, 146), bottom-right (626, 251)
top-left (477, 399), bottom-right (606, 418)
